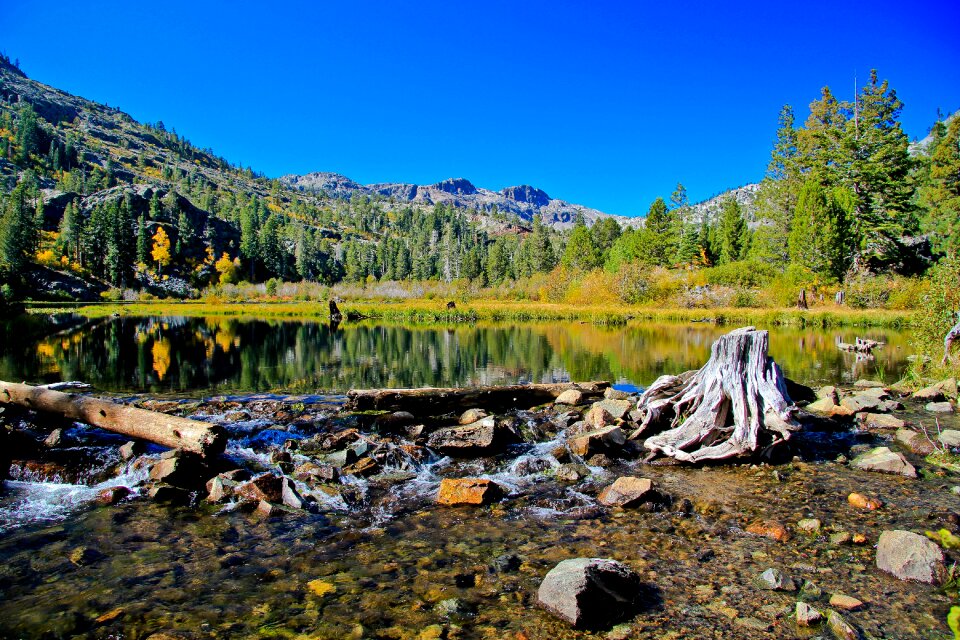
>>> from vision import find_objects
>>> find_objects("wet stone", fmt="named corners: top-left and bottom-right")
top-left (555, 389), bottom-right (584, 405)
top-left (235, 473), bottom-right (283, 503)
top-left (876, 530), bottom-right (947, 584)
top-left (491, 553), bottom-right (521, 573)
top-left (585, 405), bottom-right (616, 429)
top-left (860, 413), bottom-right (905, 430)
top-left (341, 457), bottom-right (380, 477)
top-left (536, 557), bottom-right (643, 629)
top-left (806, 397), bottom-right (837, 413)
top-left (96, 486), bottom-right (131, 505)
top-left (555, 463), bottom-right (589, 482)
top-left (847, 492), bottom-right (883, 510)
top-left (795, 601), bottom-right (823, 626)
top-left (147, 484), bottom-right (191, 505)
top-left (895, 428), bottom-right (934, 455)
top-left (119, 441), bottom-right (146, 460)
top-left (826, 610), bottom-right (859, 640)
top-left (593, 399), bottom-right (633, 421)
top-left (799, 580), bottom-right (822, 600)
top-left (852, 446), bottom-right (917, 478)
top-left (567, 426), bottom-right (625, 458)
top-left (817, 385), bottom-right (840, 402)
top-left (753, 568), bottom-right (796, 591)
top-left (597, 476), bottom-right (664, 509)
top-left (427, 418), bottom-right (519, 456)
top-left (205, 475), bottom-right (236, 503)
top-left (293, 461), bottom-right (339, 483)
top-left (830, 531), bottom-right (852, 546)
top-left (925, 401), bottom-right (955, 413)
top-left (603, 387), bottom-right (631, 401)
top-left (796, 518), bottom-right (821, 535)
top-left (43, 428), bottom-right (63, 447)
top-left (436, 478), bottom-right (505, 506)
top-left (281, 477), bottom-right (305, 509)
top-left (828, 594), bottom-right (863, 611)
top-left (458, 408), bottom-right (488, 425)
top-left (840, 394), bottom-right (884, 413)
top-left (746, 519), bottom-right (790, 542)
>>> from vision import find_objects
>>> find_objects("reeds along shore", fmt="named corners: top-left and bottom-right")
top-left (35, 300), bottom-right (912, 328)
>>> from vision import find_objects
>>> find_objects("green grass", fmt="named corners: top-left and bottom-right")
top-left (32, 299), bottom-right (913, 328)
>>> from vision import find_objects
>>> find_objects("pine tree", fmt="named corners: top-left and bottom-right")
top-left (136, 214), bottom-right (149, 265)
top-left (787, 180), bottom-right (854, 280)
top-left (0, 175), bottom-right (40, 277)
top-left (718, 197), bottom-right (747, 264)
top-left (561, 219), bottom-right (600, 271)
top-left (922, 116), bottom-right (960, 255)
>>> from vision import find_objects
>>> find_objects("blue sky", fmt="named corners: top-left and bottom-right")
top-left (3, 1), bottom-right (959, 216)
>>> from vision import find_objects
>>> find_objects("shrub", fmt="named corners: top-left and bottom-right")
top-left (911, 255), bottom-right (960, 380)
top-left (702, 260), bottom-right (778, 288)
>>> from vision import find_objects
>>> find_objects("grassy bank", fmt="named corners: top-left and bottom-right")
top-left (33, 299), bottom-right (913, 328)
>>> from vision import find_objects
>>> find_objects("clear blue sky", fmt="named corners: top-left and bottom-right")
top-left (3, 1), bottom-right (959, 216)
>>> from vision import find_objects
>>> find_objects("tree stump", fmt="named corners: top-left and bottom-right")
top-left (943, 312), bottom-right (960, 365)
top-left (634, 327), bottom-right (801, 463)
top-left (797, 289), bottom-right (808, 310)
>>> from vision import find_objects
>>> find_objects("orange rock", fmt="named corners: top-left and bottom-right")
top-left (746, 520), bottom-right (790, 542)
top-left (436, 478), bottom-right (505, 506)
top-left (847, 492), bottom-right (883, 510)
top-left (95, 486), bottom-right (130, 505)
top-left (852, 533), bottom-right (868, 544)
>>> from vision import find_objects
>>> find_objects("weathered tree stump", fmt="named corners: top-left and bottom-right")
top-left (943, 312), bottom-right (960, 365)
top-left (328, 300), bottom-right (343, 323)
top-left (797, 289), bottom-right (808, 310)
top-left (634, 327), bottom-right (801, 463)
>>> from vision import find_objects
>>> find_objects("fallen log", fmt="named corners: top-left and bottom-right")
top-left (0, 381), bottom-right (227, 458)
top-left (634, 327), bottom-right (801, 463)
top-left (347, 382), bottom-right (610, 415)
top-left (838, 338), bottom-right (884, 354)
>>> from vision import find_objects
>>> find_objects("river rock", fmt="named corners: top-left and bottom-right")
top-left (119, 441), bottom-right (146, 460)
top-left (436, 478), bottom-right (505, 506)
top-left (858, 386), bottom-right (890, 400)
top-left (555, 463), bottom-right (589, 482)
top-left (913, 378), bottom-right (957, 401)
top-left (847, 492), bottom-right (883, 510)
top-left (148, 453), bottom-right (207, 488)
top-left (939, 429), bottom-right (960, 448)
top-left (852, 447), bottom-right (917, 478)
top-left (746, 519), bottom-right (790, 542)
top-left (235, 473), bottom-right (283, 503)
top-left (585, 405), bottom-right (615, 429)
top-left (795, 601), bottom-right (823, 626)
top-left (427, 418), bottom-right (519, 456)
top-left (567, 426), bottom-right (625, 458)
top-left (841, 394), bottom-right (884, 413)
top-left (817, 385), bottom-right (840, 402)
top-left (603, 387), bottom-right (631, 401)
top-left (876, 530), bottom-right (947, 584)
top-left (926, 401), bottom-right (955, 413)
top-left (293, 461), bottom-right (339, 483)
top-left (826, 610), bottom-right (858, 640)
top-left (281, 477), bottom-right (305, 509)
top-left (206, 475), bottom-right (236, 502)
top-left (829, 594), bottom-right (863, 611)
top-left (341, 457), bottom-right (380, 477)
top-left (753, 567), bottom-right (796, 591)
top-left (597, 476), bottom-right (663, 508)
top-left (96, 486), bottom-right (130, 505)
top-left (806, 396), bottom-right (837, 413)
top-left (854, 379), bottom-right (884, 389)
top-left (592, 399), bottom-right (633, 421)
top-left (147, 484), bottom-right (190, 504)
top-left (457, 408), bottom-right (488, 424)
top-left (43, 428), bottom-right (63, 447)
top-left (860, 413), bottom-right (905, 430)
top-left (895, 428), bottom-right (935, 455)
top-left (536, 557), bottom-right (643, 629)
top-left (555, 390), bottom-right (584, 405)
top-left (374, 411), bottom-right (416, 432)
top-left (796, 518), bottom-right (822, 534)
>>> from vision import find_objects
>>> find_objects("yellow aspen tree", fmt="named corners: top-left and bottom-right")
top-left (151, 227), bottom-right (171, 273)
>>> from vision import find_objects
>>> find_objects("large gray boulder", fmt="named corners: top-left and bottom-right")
top-left (427, 417), bottom-right (519, 456)
top-left (852, 447), bottom-right (917, 478)
top-left (537, 558), bottom-right (643, 629)
top-left (876, 530), bottom-right (947, 584)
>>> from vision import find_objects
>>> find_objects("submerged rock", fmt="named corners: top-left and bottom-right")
top-left (436, 478), bottom-right (505, 506)
top-left (876, 530), bottom-right (947, 584)
top-left (753, 567), bottom-right (796, 591)
top-left (537, 557), bottom-right (643, 629)
top-left (826, 610), bottom-right (859, 640)
top-left (96, 486), bottom-right (130, 505)
top-left (795, 601), bottom-right (823, 626)
top-left (745, 519), bottom-right (790, 542)
top-left (851, 447), bottom-right (917, 478)
top-left (597, 476), bottom-right (665, 509)
top-left (895, 428), bottom-right (935, 455)
top-left (828, 594), bottom-right (863, 611)
top-left (847, 492), bottom-right (883, 510)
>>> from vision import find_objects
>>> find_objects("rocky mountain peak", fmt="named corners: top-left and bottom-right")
top-left (432, 178), bottom-right (477, 196)
top-left (501, 185), bottom-right (551, 207)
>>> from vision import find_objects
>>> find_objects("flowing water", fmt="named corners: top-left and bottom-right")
top-left (0, 314), bottom-right (954, 639)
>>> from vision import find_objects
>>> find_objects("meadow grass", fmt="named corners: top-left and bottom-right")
top-left (33, 299), bottom-right (912, 328)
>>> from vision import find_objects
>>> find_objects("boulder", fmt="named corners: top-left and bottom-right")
top-left (555, 389), bottom-right (584, 405)
top-left (584, 405), bottom-right (615, 429)
top-left (427, 418), bottom-right (519, 456)
top-left (926, 401), bottom-right (955, 413)
top-left (458, 408), bottom-right (488, 425)
top-left (119, 441), bottom-right (147, 460)
top-left (567, 426), bottom-right (625, 458)
top-left (895, 428), bottom-right (935, 455)
top-left (597, 477), bottom-right (665, 508)
top-left (292, 461), bottom-right (339, 483)
top-left (854, 380), bottom-right (884, 389)
top-left (341, 457), bottom-right (380, 477)
top-left (858, 386), bottom-right (890, 399)
top-left (96, 486), bottom-right (130, 505)
top-left (281, 477), bottom-right (305, 509)
top-left (537, 558), bottom-right (643, 629)
top-left (806, 396), bottom-right (837, 413)
top-left (592, 399), bottom-right (633, 421)
top-left (374, 411), bottom-right (416, 432)
top-left (235, 473), bottom-right (283, 503)
top-left (852, 447), bottom-right (917, 478)
top-left (817, 385), bottom-right (840, 402)
top-left (206, 475), bottom-right (236, 503)
top-left (555, 463), bottom-right (589, 482)
top-left (876, 530), bottom-right (947, 584)
top-left (148, 453), bottom-right (207, 488)
top-left (603, 387), bottom-right (632, 401)
top-left (939, 429), bottom-right (960, 448)
top-left (436, 478), bottom-right (505, 506)
top-left (753, 567), bottom-right (796, 591)
top-left (147, 484), bottom-right (191, 504)
top-left (913, 378), bottom-right (957, 401)
top-left (860, 413), bottom-right (905, 430)
top-left (840, 394), bottom-right (884, 413)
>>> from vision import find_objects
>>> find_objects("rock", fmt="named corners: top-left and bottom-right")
top-left (69, 546), bottom-right (102, 566)
top-left (799, 580), bottom-right (822, 600)
top-left (940, 429), bottom-right (960, 448)
top-left (841, 394), bottom-right (884, 413)
top-left (96, 486), bottom-right (130, 505)
top-left (44, 428), bottom-right (63, 447)
top-left (555, 389), bottom-right (584, 405)
top-left (593, 399), bottom-right (633, 421)
top-left (322, 448), bottom-right (358, 468)
top-left (206, 475), bottom-right (236, 503)
top-left (830, 531), bottom-right (852, 545)
top-left (306, 578), bottom-right (336, 597)
top-left (913, 378), bottom-right (957, 401)
top-left (852, 447), bottom-right (917, 477)
top-left (427, 418), bottom-right (519, 456)
top-left (148, 453), bottom-right (207, 488)
top-left (879, 399), bottom-right (904, 412)
top-left (584, 405), bottom-right (615, 429)
top-left (826, 610), bottom-right (858, 640)
top-left (858, 386), bottom-right (890, 399)
top-left (817, 386), bottom-right (840, 402)
top-left (492, 553), bottom-right (521, 573)
top-left (926, 401), bottom-right (955, 413)
top-left (797, 518), bottom-right (822, 534)
top-left (436, 478), bottom-right (505, 506)
top-left (597, 477), bottom-right (665, 508)
top-left (293, 461), bottom-right (339, 483)
top-left (147, 484), bottom-right (190, 504)
top-left (434, 598), bottom-right (473, 617)
top-left (795, 601), bottom-right (823, 626)
top-left (603, 387), bottom-right (631, 401)
top-left (567, 426), bottom-right (625, 458)
top-left (806, 397), bottom-right (837, 413)
top-left (753, 567), bottom-right (796, 591)
top-left (536, 557), bottom-right (643, 629)
top-left (746, 520), bottom-right (790, 542)
top-left (281, 477), bottom-right (305, 509)
top-left (374, 411), bottom-right (416, 432)
top-left (895, 428), bottom-right (935, 455)
top-left (341, 457), bottom-right (380, 477)
top-left (876, 530), bottom-right (947, 584)
top-left (860, 413), bottom-right (905, 430)
top-left (255, 500), bottom-right (295, 518)
top-left (555, 463), bottom-right (589, 482)
top-left (829, 594), bottom-right (863, 611)
top-left (854, 379), bottom-right (884, 388)
top-left (458, 408), bottom-right (488, 424)
top-left (119, 441), bottom-right (146, 460)
top-left (235, 473), bottom-right (283, 503)
top-left (847, 492), bottom-right (883, 510)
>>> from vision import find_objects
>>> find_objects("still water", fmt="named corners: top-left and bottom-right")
top-left (0, 314), bottom-right (912, 395)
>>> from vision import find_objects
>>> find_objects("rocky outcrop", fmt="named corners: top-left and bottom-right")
top-left (537, 558), bottom-right (644, 629)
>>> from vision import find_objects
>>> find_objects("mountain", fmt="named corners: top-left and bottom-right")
top-left (280, 172), bottom-right (639, 230)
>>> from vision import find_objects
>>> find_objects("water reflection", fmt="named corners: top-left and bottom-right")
top-left (0, 315), bottom-right (911, 395)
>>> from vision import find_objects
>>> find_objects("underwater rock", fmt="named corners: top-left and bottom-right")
top-left (537, 557), bottom-right (643, 629)
top-left (847, 492), bottom-right (883, 510)
top-left (745, 519), bottom-right (790, 542)
top-left (795, 601), bottom-right (823, 626)
top-left (876, 530), bottom-right (946, 584)
top-left (852, 447), bottom-right (917, 478)
top-left (753, 567), bottom-right (796, 591)
top-left (826, 610), bottom-right (859, 640)
top-left (828, 594), bottom-right (863, 611)
top-left (96, 486), bottom-right (130, 505)
top-left (796, 518), bottom-right (821, 534)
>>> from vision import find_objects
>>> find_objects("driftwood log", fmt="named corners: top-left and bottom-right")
top-left (0, 381), bottom-right (227, 457)
top-left (633, 327), bottom-right (801, 463)
top-left (347, 382), bottom-right (609, 415)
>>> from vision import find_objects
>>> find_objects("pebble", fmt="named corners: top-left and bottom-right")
top-left (754, 567), bottom-right (796, 591)
top-left (847, 492), bottom-right (883, 510)
top-left (797, 518), bottom-right (821, 534)
top-left (829, 594), bottom-right (863, 611)
top-left (746, 519), bottom-right (790, 542)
